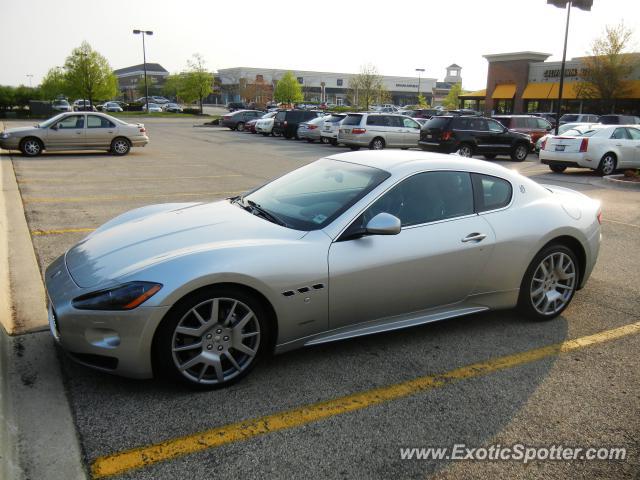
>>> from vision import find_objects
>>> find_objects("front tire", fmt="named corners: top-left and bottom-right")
top-left (518, 244), bottom-right (578, 321)
top-left (597, 153), bottom-right (617, 176)
top-left (236, 122), bottom-right (245, 132)
top-left (20, 137), bottom-right (43, 157)
top-left (510, 143), bottom-right (529, 162)
top-left (153, 287), bottom-right (270, 389)
top-left (110, 137), bottom-right (131, 156)
top-left (321, 136), bottom-right (330, 144)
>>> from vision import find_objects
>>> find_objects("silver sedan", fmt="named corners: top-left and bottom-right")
top-left (0, 112), bottom-right (149, 156)
top-left (45, 151), bottom-right (601, 388)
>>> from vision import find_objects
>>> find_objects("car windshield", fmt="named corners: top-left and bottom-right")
top-left (241, 159), bottom-right (390, 230)
top-left (39, 113), bottom-right (67, 127)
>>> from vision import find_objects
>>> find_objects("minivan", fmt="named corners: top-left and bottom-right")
top-left (337, 113), bottom-right (421, 150)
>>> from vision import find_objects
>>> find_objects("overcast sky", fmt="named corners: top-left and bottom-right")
top-left (1, 0), bottom-right (638, 90)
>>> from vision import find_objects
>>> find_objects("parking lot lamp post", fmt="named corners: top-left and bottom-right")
top-left (26, 74), bottom-right (33, 88)
top-left (415, 68), bottom-right (425, 104)
top-left (133, 29), bottom-right (153, 112)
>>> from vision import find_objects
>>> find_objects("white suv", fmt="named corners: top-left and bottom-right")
top-left (320, 113), bottom-right (346, 145)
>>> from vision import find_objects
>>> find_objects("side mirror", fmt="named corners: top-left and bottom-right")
top-left (365, 212), bottom-right (401, 236)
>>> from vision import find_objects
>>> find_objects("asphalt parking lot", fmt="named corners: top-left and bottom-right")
top-left (3, 117), bottom-right (640, 479)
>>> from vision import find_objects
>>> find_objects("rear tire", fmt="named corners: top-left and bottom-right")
top-left (517, 244), bottom-right (579, 321)
top-left (597, 153), bottom-right (617, 176)
top-left (110, 137), bottom-right (130, 156)
top-left (549, 164), bottom-right (567, 173)
top-left (20, 137), bottom-right (43, 157)
top-left (457, 143), bottom-right (473, 157)
top-left (510, 143), bottom-right (529, 162)
top-left (369, 137), bottom-right (385, 150)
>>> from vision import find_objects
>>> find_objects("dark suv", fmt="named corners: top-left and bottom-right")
top-left (419, 115), bottom-right (532, 161)
top-left (226, 102), bottom-right (247, 112)
top-left (492, 115), bottom-right (552, 144)
top-left (273, 110), bottom-right (322, 139)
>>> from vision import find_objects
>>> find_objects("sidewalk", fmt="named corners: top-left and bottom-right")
top-left (0, 143), bottom-right (86, 479)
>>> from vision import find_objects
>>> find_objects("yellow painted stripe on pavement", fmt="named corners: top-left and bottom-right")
top-left (91, 321), bottom-right (640, 478)
top-left (31, 228), bottom-right (96, 236)
top-left (23, 190), bottom-right (244, 204)
top-left (17, 174), bottom-right (242, 185)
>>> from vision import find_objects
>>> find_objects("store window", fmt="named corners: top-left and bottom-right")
top-left (337, 78), bottom-right (343, 86)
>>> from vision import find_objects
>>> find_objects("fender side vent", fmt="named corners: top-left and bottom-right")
top-left (282, 290), bottom-right (295, 297)
top-left (312, 283), bottom-right (325, 290)
top-left (297, 287), bottom-right (310, 293)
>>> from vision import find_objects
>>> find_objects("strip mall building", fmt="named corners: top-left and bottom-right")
top-left (460, 51), bottom-right (640, 116)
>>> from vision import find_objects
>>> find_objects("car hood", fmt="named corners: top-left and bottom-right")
top-left (4, 126), bottom-right (39, 135)
top-left (65, 201), bottom-right (306, 288)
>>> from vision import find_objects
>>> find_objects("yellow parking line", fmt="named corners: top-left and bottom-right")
top-left (23, 191), bottom-right (244, 204)
top-left (17, 174), bottom-right (242, 185)
top-left (31, 228), bottom-right (96, 236)
top-left (91, 321), bottom-right (640, 478)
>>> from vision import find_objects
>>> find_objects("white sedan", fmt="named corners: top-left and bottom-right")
top-left (540, 125), bottom-right (640, 175)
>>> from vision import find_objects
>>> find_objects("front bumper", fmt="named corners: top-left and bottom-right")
top-left (45, 254), bottom-right (169, 379)
top-left (0, 137), bottom-right (21, 150)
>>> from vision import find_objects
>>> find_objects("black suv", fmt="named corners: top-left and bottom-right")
top-left (273, 110), bottom-right (322, 139)
top-left (419, 115), bottom-right (532, 161)
top-left (226, 102), bottom-right (247, 112)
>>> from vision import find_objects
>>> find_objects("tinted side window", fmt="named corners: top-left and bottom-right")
top-left (472, 174), bottom-right (513, 212)
top-left (487, 119), bottom-right (504, 132)
top-left (467, 117), bottom-right (488, 131)
top-left (275, 111), bottom-right (286, 121)
top-left (425, 117), bottom-right (451, 129)
top-left (526, 118), bottom-right (539, 129)
top-left (362, 171), bottom-right (474, 227)
top-left (387, 116), bottom-right (404, 127)
top-left (87, 115), bottom-right (114, 128)
top-left (611, 128), bottom-right (630, 139)
top-left (626, 127), bottom-right (640, 140)
top-left (343, 114), bottom-right (363, 126)
top-left (452, 117), bottom-right (469, 129)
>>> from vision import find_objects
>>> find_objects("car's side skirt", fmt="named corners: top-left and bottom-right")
top-left (274, 304), bottom-right (489, 354)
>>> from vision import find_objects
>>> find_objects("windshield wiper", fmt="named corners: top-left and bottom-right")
top-left (245, 199), bottom-right (289, 228)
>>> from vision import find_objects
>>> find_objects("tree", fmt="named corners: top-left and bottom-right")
top-left (178, 54), bottom-right (213, 114)
top-left (577, 23), bottom-right (634, 113)
top-left (64, 41), bottom-right (117, 105)
top-left (417, 94), bottom-right (429, 108)
top-left (40, 67), bottom-right (68, 100)
top-left (442, 83), bottom-right (463, 110)
top-left (347, 64), bottom-right (387, 111)
top-left (163, 74), bottom-right (184, 101)
top-left (273, 71), bottom-right (303, 105)
top-left (0, 85), bottom-right (16, 111)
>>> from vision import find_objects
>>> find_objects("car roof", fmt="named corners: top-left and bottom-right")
top-left (324, 150), bottom-right (521, 180)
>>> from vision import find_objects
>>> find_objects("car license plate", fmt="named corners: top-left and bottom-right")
top-left (325, 126), bottom-right (331, 131)
top-left (342, 129), bottom-right (350, 134)
top-left (555, 145), bottom-right (565, 152)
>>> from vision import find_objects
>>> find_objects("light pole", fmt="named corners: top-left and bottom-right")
top-left (133, 29), bottom-right (153, 112)
top-left (26, 74), bottom-right (33, 88)
top-left (415, 68), bottom-right (425, 104)
top-left (547, 0), bottom-right (592, 134)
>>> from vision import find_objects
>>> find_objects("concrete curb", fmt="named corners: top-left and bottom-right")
top-left (0, 329), bottom-right (87, 480)
top-left (603, 174), bottom-right (640, 190)
top-left (0, 153), bottom-right (48, 334)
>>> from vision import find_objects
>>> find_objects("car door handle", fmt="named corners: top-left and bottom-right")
top-left (76, 131), bottom-right (82, 134)
top-left (461, 233), bottom-right (487, 243)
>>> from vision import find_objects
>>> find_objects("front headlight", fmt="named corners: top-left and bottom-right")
top-left (72, 282), bottom-right (162, 310)
top-left (0, 132), bottom-right (9, 139)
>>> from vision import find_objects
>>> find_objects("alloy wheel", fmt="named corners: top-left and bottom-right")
top-left (458, 145), bottom-right (472, 157)
top-left (113, 140), bottom-right (129, 155)
top-left (530, 252), bottom-right (576, 316)
top-left (514, 145), bottom-right (528, 161)
top-left (23, 139), bottom-right (41, 156)
top-left (601, 155), bottom-right (616, 175)
top-left (171, 297), bottom-right (261, 385)
top-left (371, 138), bottom-right (384, 150)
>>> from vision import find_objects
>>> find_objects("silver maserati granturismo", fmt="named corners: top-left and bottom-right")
top-left (45, 151), bottom-right (602, 388)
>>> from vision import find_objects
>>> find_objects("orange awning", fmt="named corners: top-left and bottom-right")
top-left (522, 83), bottom-right (555, 99)
top-left (491, 84), bottom-right (516, 99)
top-left (547, 82), bottom-right (581, 100)
top-left (619, 80), bottom-right (640, 98)
top-left (459, 89), bottom-right (486, 98)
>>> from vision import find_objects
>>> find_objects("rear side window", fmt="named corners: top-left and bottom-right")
top-left (87, 115), bottom-right (114, 128)
top-left (512, 118), bottom-right (528, 128)
top-left (611, 128), bottom-right (630, 140)
top-left (343, 114), bottom-right (363, 126)
top-left (466, 117), bottom-right (488, 131)
top-left (367, 115), bottom-right (388, 126)
top-left (425, 117), bottom-right (451, 129)
top-left (627, 127), bottom-right (640, 140)
top-left (472, 174), bottom-right (512, 212)
top-left (536, 118), bottom-right (550, 129)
